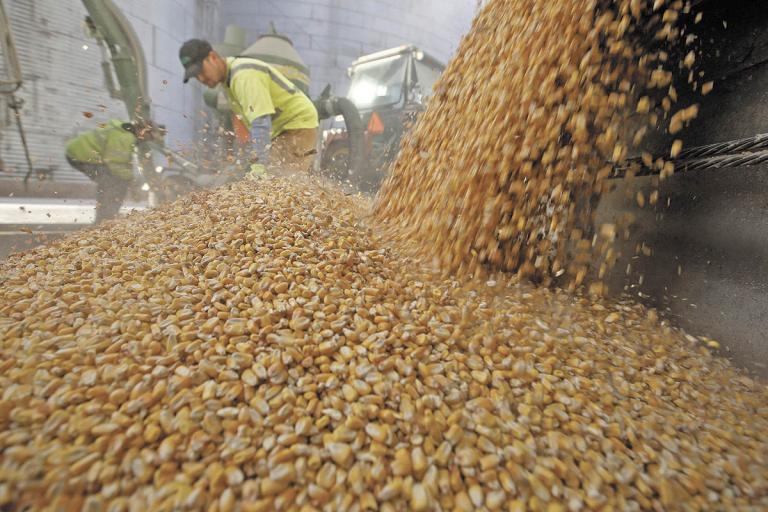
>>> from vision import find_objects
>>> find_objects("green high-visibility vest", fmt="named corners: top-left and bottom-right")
top-left (65, 119), bottom-right (137, 180)
top-left (224, 57), bottom-right (318, 139)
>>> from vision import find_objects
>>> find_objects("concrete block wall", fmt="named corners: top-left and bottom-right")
top-left (218, 0), bottom-right (479, 98)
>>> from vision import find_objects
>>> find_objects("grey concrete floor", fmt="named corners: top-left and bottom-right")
top-left (598, 168), bottom-right (768, 379)
top-left (0, 198), bottom-right (147, 259)
top-left (0, 230), bottom-right (68, 260)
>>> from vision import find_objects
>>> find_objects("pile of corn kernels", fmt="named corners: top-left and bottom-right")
top-left (1, 178), bottom-right (766, 511)
top-left (376, 0), bottom-right (701, 286)
top-left (2, 0), bottom-right (767, 511)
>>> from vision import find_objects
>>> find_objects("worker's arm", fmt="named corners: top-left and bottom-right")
top-left (230, 71), bottom-right (276, 179)
top-left (250, 115), bottom-right (272, 165)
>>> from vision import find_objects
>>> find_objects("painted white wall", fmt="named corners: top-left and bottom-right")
top-left (218, 0), bottom-right (478, 98)
top-left (113, 0), bottom-right (218, 149)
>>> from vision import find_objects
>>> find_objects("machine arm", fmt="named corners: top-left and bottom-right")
top-left (80, 0), bottom-right (162, 191)
top-left (0, 0), bottom-right (22, 94)
top-left (81, 0), bottom-right (151, 122)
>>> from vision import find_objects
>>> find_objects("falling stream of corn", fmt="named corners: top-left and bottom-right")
top-left (1, 1), bottom-right (767, 511)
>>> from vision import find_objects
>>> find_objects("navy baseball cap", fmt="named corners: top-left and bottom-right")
top-left (180, 39), bottom-right (212, 83)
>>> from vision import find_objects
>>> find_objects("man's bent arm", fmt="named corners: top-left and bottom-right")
top-left (250, 115), bottom-right (272, 166)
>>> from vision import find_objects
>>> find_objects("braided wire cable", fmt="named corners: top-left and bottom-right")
top-left (611, 133), bottom-right (768, 178)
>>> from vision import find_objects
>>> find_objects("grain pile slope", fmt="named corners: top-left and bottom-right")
top-left (1, 178), bottom-right (767, 511)
top-left (376, 0), bottom-right (687, 285)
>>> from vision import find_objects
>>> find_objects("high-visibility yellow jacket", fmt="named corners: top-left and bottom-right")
top-left (224, 56), bottom-right (319, 139)
top-left (65, 119), bottom-right (136, 180)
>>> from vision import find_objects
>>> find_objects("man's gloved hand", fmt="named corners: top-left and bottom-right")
top-left (245, 163), bottom-right (267, 181)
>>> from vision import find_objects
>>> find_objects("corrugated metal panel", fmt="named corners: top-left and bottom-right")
top-left (0, 0), bottom-right (127, 187)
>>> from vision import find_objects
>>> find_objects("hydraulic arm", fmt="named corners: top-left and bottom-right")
top-left (81, 0), bottom-right (151, 123)
top-left (80, 0), bottom-right (166, 193)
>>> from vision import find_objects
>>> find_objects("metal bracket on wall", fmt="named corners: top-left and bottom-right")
top-left (8, 96), bottom-right (35, 190)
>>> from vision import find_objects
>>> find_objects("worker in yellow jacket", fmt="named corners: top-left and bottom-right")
top-left (65, 119), bottom-right (154, 223)
top-left (179, 39), bottom-right (319, 178)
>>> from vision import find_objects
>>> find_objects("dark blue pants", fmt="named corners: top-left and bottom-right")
top-left (67, 156), bottom-right (130, 223)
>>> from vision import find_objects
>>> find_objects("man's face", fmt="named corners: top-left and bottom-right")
top-left (196, 52), bottom-right (224, 88)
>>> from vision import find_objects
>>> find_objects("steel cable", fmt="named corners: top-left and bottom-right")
top-left (612, 133), bottom-right (768, 178)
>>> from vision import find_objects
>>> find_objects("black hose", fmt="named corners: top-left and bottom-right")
top-left (332, 97), bottom-right (365, 179)
top-left (314, 92), bottom-right (366, 180)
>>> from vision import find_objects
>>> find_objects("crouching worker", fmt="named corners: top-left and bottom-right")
top-left (65, 119), bottom-right (156, 223)
top-left (179, 39), bottom-right (319, 179)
